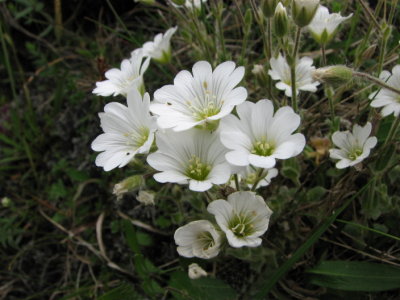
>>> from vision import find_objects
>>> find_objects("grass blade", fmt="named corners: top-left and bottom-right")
top-left (307, 260), bottom-right (400, 291)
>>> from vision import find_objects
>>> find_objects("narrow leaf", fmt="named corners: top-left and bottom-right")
top-left (308, 261), bottom-right (400, 291)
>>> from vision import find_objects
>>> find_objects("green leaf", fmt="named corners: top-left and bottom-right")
top-left (254, 180), bottom-right (373, 299)
top-left (281, 158), bottom-right (301, 186)
top-left (98, 282), bottom-right (141, 300)
top-left (305, 186), bottom-right (326, 202)
top-left (169, 271), bottom-right (237, 300)
top-left (307, 261), bottom-right (400, 291)
top-left (122, 219), bottom-right (140, 253)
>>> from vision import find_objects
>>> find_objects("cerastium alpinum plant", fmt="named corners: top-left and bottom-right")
top-left (88, 0), bottom-right (400, 298)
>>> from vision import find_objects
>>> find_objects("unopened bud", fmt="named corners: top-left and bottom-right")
top-left (313, 65), bottom-right (353, 85)
top-left (188, 263), bottom-right (207, 279)
top-left (274, 2), bottom-right (289, 37)
top-left (244, 9), bottom-right (253, 33)
top-left (292, 0), bottom-right (320, 27)
top-left (113, 175), bottom-right (143, 199)
top-left (137, 190), bottom-right (155, 206)
top-left (1, 197), bottom-right (11, 207)
top-left (262, 0), bottom-right (279, 18)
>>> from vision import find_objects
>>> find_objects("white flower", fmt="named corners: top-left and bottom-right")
top-left (137, 190), bottom-right (155, 205)
top-left (91, 90), bottom-right (157, 171)
top-left (369, 65), bottom-right (400, 117)
top-left (233, 166), bottom-right (278, 189)
top-left (220, 99), bottom-right (306, 169)
top-left (147, 129), bottom-right (231, 191)
top-left (150, 61), bottom-right (247, 131)
top-left (308, 5), bottom-right (353, 44)
top-left (142, 26), bottom-right (178, 63)
top-left (329, 122), bottom-right (377, 169)
top-left (188, 263), bottom-right (208, 279)
top-left (174, 220), bottom-right (222, 259)
top-left (268, 53), bottom-right (320, 97)
top-left (207, 191), bottom-right (272, 248)
top-left (93, 49), bottom-right (150, 97)
top-left (172, 0), bottom-right (207, 9)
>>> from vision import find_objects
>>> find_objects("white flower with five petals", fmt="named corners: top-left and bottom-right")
top-left (220, 99), bottom-right (305, 169)
top-left (93, 49), bottom-right (150, 97)
top-left (308, 5), bottom-right (353, 44)
top-left (329, 122), bottom-right (377, 169)
top-left (369, 65), bottom-right (400, 117)
top-left (147, 129), bottom-right (231, 192)
top-left (174, 220), bottom-right (222, 259)
top-left (142, 26), bottom-right (178, 63)
top-left (207, 191), bottom-right (272, 248)
top-left (268, 53), bottom-right (320, 97)
top-left (91, 90), bottom-right (157, 171)
top-left (150, 61), bottom-right (247, 131)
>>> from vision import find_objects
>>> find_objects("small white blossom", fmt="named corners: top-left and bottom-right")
top-left (220, 99), bottom-right (305, 169)
top-left (207, 191), bottom-right (272, 248)
top-left (172, 0), bottom-right (207, 9)
top-left (147, 129), bottom-right (231, 192)
top-left (91, 90), bottom-right (157, 171)
top-left (233, 166), bottom-right (278, 189)
top-left (93, 49), bottom-right (150, 97)
top-left (308, 5), bottom-right (353, 44)
top-left (174, 220), bottom-right (222, 259)
top-left (329, 122), bottom-right (377, 169)
top-left (142, 26), bottom-right (178, 63)
top-left (369, 65), bottom-right (400, 117)
top-left (150, 61), bottom-right (247, 131)
top-left (137, 190), bottom-right (155, 205)
top-left (268, 53), bottom-right (320, 97)
top-left (188, 263), bottom-right (208, 279)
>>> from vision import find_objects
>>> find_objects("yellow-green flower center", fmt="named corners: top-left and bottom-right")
top-left (228, 213), bottom-right (256, 237)
top-left (251, 139), bottom-right (275, 156)
top-left (186, 156), bottom-right (211, 180)
top-left (125, 127), bottom-right (149, 149)
top-left (348, 148), bottom-right (363, 160)
top-left (186, 83), bottom-right (222, 121)
top-left (197, 231), bottom-right (215, 251)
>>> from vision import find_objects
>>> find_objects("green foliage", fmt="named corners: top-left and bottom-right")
top-left (98, 282), bottom-right (141, 300)
top-left (169, 271), bottom-right (237, 300)
top-left (307, 261), bottom-right (400, 292)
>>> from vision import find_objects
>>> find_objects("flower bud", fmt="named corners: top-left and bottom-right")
top-left (188, 263), bottom-right (208, 279)
top-left (274, 2), bottom-right (289, 37)
top-left (244, 8), bottom-right (253, 33)
top-left (1, 197), bottom-right (11, 207)
top-left (263, 0), bottom-right (279, 18)
top-left (113, 175), bottom-right (143, 199)
top-left (137, 190), bottom-right (155, 206)
top-left (292, 0), bottom-right (319, 27)
top-left (313, 65), bottom-right (353, 85)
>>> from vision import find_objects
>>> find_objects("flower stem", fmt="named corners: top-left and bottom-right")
top-left (321, 43), bottom-right (327, 66)
top-left (353, 71), bottom-right (400, 95)
top-left (234, 174), bottom-right (240, 191)
top-left (383, 117), bottom-right (400, 148)
top-left (205, 191), bottom-right (213, 203)
top-left (251, 169), bottom-right (265, 191)
top-left (290, 27), bottom-right (302, 113)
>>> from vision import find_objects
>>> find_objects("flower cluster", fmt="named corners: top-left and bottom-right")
top-left (90, 1), bottom-right (386, 263)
